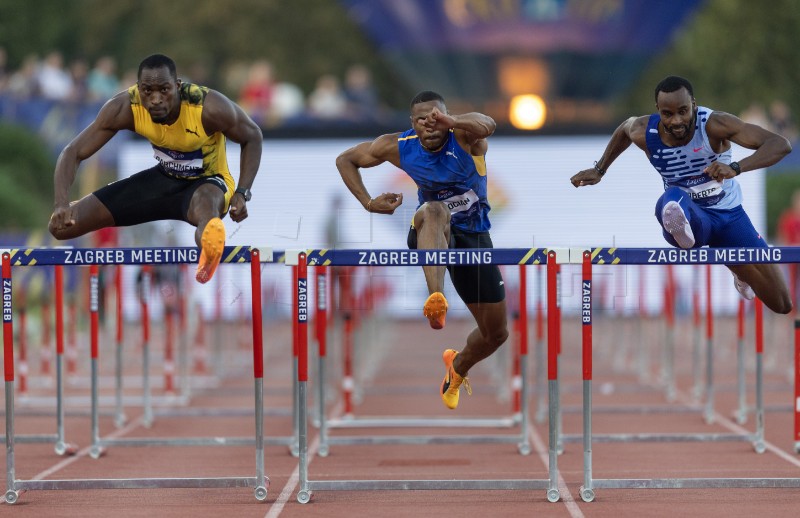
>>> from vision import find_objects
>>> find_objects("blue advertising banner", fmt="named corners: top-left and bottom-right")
top-left (340, 0), bottom-right (703, 53)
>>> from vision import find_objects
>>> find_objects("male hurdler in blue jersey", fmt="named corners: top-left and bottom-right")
top-left (571, 76), bottom-right (792, 314)
top-left (336, 91), bottom-right (508, 409)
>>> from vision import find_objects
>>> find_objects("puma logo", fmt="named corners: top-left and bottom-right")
top-left (185, 127), bottom-right (200, 137)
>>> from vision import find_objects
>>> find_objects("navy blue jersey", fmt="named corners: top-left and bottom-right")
top-left (397, 129), bottom-right (491, 232)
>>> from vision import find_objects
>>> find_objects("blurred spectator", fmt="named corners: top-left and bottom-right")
top-left (68, 58), bottom-right (90, 104)
top-left (238, 60), bottom-right (275, 126)
top-left (0, 47), bottom-right (8, 92)
top-left (271, 81), bottom-right (305, 122)
top-left (740, 102), bottom-right (772, 129)
top-left (778, 189), bottom-right (800, 308)
top-left (119, 68), bottom-right (138, 90)
top-left (307, 74), bottom-right (346, 119)
top-left (778, 190), bottom-right (800, 246)
top-left (186, 60), bottom-right (212, 89)
top-left (770, 100), bottom-right (798, 142)
top-left (343, 64), bottom-right (379, 121)
top-left (37, 51), bottom-right (73, 101)
top-left (87, 56), bottom-right (120, 102)
top-left (7, 54), bottom-right (40, 98)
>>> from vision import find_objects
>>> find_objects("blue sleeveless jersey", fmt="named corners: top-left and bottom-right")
top-left (398, 129), bottom-right (491, 232)
top-left (645, 106), bottom-right (742, 210)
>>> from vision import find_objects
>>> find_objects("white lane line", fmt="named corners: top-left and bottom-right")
top-left (264, 401), bottom-right (342, 518)
top-left (263, 435), bottom-right (320, 518)
top-left (1, 415), bottom-right (145, 503)
top-left (528, 419), bottom-right (586, 518)
top-left (673, 390), bottom-right (800, 469)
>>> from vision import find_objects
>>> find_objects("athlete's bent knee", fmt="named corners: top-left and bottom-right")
top-left (485, 327), bottom-right (509, 349)
top-left (421, 201), bottom-right (449, 221)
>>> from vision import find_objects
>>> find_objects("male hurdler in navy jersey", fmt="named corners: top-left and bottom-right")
top-left (335, 91), bottom-right (508, 409)
top-left (571, 76), bottom-right (792, 314)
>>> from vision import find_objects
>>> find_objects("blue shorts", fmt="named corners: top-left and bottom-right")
top-left (654, 187), bottom-right (767, 248)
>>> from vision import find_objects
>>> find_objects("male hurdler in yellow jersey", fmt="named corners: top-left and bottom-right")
top-left (335, 91), bottom-right (509, 410)
top-left (49, 54), bottom-right (263, 284)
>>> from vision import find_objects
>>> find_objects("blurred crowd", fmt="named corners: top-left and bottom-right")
top-left (740, 100), bottom-right (798, 143)
top-left (0, 48), bottom-right (395, 129)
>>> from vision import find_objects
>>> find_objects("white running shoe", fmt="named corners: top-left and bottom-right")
top-left (733, 273), bottom-right (755, 301)
top-left (662, 201), bottom-right (695, 249)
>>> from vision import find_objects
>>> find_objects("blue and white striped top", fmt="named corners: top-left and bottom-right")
top-left (645, 106), bottom-right (742, 210)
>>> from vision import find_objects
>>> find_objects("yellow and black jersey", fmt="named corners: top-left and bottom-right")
top-left (128, 83), bottom-right (234, 195)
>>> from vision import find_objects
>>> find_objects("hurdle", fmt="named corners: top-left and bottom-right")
top-left (0, 263), bottom-right (78, 456)
top-left (315, 257), bottom-right (534, 455)
top-left (2, 247), bottom-right (269, 504)
top-left (292, 248), bottom-right (562, 504)
top-left (574, 247), bottom-right (800, 502)
top-left (559, 258), bottom-right (763, 449)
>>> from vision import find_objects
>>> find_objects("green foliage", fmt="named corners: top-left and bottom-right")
top-left (0, 0), bottom-right (412, 107)
top-left (765, 171), bottom-right (800, 240)
top-left (0, 124), bottom-right (55, 231)
top-left (617, 0), bottom-right (800, 119)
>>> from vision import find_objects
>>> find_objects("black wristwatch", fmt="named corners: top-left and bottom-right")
top-left (729, 161), bottom-right (741, 176)
top-left (235, 187), bottom-right (252, 201)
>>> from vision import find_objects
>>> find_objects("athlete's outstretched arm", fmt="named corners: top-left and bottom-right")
top-left (51, 93), bottom-right (131, 229)
top-left (703, 112), bottom-right (792, 180)
top-left (335, 133), bottom-right (403, 214)
top-left (202, 90), bottom-right (263, 222)
top-left (570, 116), bottom-right (645, 187)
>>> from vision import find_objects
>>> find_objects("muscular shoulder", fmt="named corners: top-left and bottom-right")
top-left (200, 89), bottom-right (239, 134)
top-left (370, 132), bottom-right (402, 161)
top-left (97, 91), bottom-right (134, 131)
top-left (624, 115), bottom-right (650, 147)
top-left (705, 111), bottom-right (741, 137)
top-left (340, 132), bottom-right (401, 169)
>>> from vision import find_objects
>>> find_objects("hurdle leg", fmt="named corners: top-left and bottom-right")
top-left (89, 266), bottom-right (106, 459)
top-left (113, 265), bottom-right (127, 427)
top-left (3, 252), bottom-right (20, 504)
top-left (516, 265), bottom-right (531, 455)
top-left (794, 318), bottom-right (800, 453)
top-left (250, 250), bottom-right (268, 501)
top-left (692, 267), bottom-right (703, 399)
top-left (178, 265), bottom-right (191, 400)
top-left (703, 264), bottom-right (715, 424)
top-left (735, 299), bottom-right (748, 425)
top-left (534, 266), bottom-right (546, 423)
top-left (579, 250), bottom-right (596, 502)
top-left (546, 250), bottom-right (561, 503)
top-left (295, 253), bottom-right (313, 504)
top-left (141, 267), bottom-right (153, 428)
top-left (54, 265), bottom-right (77, 456)
top-left (316, 266), bottom-right (330, 457)
top-left (753, 299), bottom-right (766, 453)
top-left (290, 264), bottom-right (300, 457)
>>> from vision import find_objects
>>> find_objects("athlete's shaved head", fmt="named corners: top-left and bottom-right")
top-left (410, 90), bottom-right (445, 109)
top-left (655, 76), bottom-right (694, 102)
top-left (138, 54), bottom-right (177, 81)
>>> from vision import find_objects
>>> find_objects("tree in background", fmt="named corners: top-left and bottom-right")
top-left (0, 123), bottom-right (55, 231)
top-left (0, 0), bottom-right (412, 109)
top-left (620, 0), bottom-right (800, 121)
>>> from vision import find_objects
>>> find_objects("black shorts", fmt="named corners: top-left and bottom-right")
top-left (93, 165), bottom-right (227, 226)
top-left (407, 227), bottom-right (505, 304)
